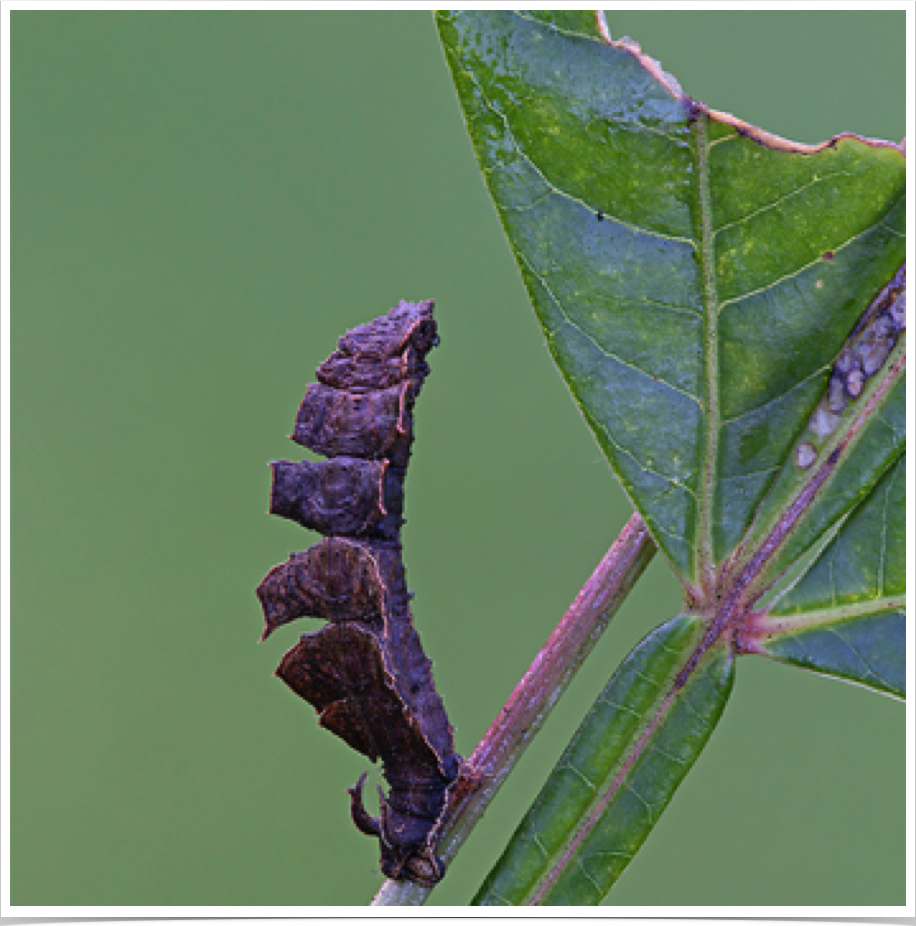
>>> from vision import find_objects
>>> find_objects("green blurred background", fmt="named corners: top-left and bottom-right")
top-left (11, 10), bottom-right (905, 907)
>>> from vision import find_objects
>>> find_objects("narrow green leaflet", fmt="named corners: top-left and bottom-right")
top-left (474, 616), bottom-right (734, 906)
top-left (746, 454), bottom-right (905, 698)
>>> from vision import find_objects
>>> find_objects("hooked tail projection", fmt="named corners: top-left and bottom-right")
top-left (256, 300), bottom-right (460, 886)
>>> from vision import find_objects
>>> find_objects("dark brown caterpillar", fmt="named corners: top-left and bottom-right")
top-left (256, 300), bottom-right (459, 886)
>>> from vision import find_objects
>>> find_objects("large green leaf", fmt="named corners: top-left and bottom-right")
top-left (436, 10), bottom-right (904, 590)
top-left (474, 616), bottom-right (733, 906)
top-left (437, 9), bottom-right (904, 905)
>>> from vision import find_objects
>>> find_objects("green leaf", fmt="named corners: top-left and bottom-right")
top-left (745, 454), bottom-right (905, 698)
top-left (435, 10), bottom-right (905, 589)
top-left (473, 615), bottom-right (734, 906)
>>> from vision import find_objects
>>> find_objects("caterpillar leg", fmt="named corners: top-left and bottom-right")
top-left (348, 772), bottom-right (381, 838)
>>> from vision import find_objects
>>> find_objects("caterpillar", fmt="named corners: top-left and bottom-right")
top-left (256, 299), bottom-right (460, 886)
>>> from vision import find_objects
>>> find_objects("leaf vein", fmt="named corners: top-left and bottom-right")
top-left (718, 206), bottom-right (902, 313)
top-left (719, 363), bottom-right (829, 425)
top-left (516, 249), bottom-right (703, 408)
top-left (713, 169), bottom-right (853, 237)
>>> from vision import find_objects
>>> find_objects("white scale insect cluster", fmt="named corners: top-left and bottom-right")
top-left (795, 265), bottom-right (905, 470)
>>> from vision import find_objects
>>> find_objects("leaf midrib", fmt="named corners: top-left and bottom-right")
top-left (523, 662), bottom-right (685, 905)
top-left (695, 109), bottom-right (719, 593)
top-left (751, 595), bottom-right (905, 639)
top-left (521, 628), bottom-right (729, 906)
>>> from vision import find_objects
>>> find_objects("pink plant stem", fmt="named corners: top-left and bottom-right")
top-left (372, 511), bottom-right (657, 906)
top-left (465, 510), bottom-right (656, 792)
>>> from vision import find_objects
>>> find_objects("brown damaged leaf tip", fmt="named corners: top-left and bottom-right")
top-left (256, 300), bottom-right (459, 886)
